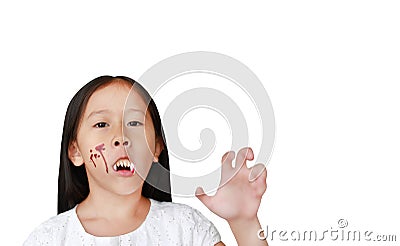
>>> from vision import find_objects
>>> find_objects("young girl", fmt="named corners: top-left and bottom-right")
top-left (24, 76), bottom-right (268, 246)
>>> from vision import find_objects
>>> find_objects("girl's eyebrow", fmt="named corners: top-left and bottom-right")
top-left (87, 108), bottom-right (145, 119)
top-left (126, 108), bottom-right (145, 115)
top-left (87, 109), bottom-right (111, 119)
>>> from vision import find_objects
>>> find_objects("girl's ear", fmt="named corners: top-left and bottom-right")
top-left (153, 137), bottom-right (164, 163)
top-left (68, 141), bottom-right (84, 166)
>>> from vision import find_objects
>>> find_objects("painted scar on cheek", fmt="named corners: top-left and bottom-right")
top-left (95, 143), bottom-right (108, 173)
top-left (89, 149), bottom-right (100, 168)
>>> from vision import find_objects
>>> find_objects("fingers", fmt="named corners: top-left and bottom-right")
top-left (248, 163), bottom-right (267, 182)
top-left (234, 147), bottom-right (254, 170)
top-left (249, 163), bottom-right (267, 196)
top-left (221, 150), bottom-right (235, 168)
top-left (221, 147), bottom-right (254, 170)
top-left (195, 186), bottom-right (212, 205)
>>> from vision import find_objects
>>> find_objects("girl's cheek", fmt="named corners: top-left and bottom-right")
top-left (89, 149), bottom-right (98, 168)
top-left (88, 143), bottom-right (109, 174)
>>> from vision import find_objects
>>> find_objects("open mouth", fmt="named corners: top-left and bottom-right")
top-left (112, 158), bottom-right (135, 174)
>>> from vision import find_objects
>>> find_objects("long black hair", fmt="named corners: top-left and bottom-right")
top-left (58, 76), bottom-right (171, 214)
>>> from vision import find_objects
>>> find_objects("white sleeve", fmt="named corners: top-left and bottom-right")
top-left (23, 223), bottom-right (54, 246)
top-left (190, 208), bottom-right (222, 246)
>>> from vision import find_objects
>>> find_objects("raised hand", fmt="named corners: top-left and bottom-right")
top-left (196, 147), bottom-right (267, 222)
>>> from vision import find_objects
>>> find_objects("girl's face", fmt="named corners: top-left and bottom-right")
top-left (68, 80), bottom-right (163, 195)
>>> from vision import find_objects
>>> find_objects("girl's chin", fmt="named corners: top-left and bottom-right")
top-left (111, 184), bottom-right (143, 196)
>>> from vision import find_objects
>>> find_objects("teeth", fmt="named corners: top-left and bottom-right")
top-left (130, 163), bottom-right (134, 172)
top-left (113, 159), bottom-right (135, 172)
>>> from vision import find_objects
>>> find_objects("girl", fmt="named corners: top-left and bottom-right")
top-left (24, 76), bottom-right (268, 245)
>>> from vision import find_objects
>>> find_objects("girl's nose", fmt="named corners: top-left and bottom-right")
top-left (112, 137), bottom-right (131, 147)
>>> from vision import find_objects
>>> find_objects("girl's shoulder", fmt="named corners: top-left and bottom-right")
top-left (23, 207), bottom-right (76, 245)
top-left (147, 199), bottom-right (221, 244)
top-left (150, 199), bottom-right (212, 224)
top-left (150, 198), bottom-right (198, 212)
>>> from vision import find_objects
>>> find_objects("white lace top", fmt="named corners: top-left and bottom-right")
top-left (24, 199), bottom-right (221, 245)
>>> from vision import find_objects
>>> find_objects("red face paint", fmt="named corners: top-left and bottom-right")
top-left (95, 143), bottom-right (108, 173)
top-left (89, 149), bottom-right (97, 168)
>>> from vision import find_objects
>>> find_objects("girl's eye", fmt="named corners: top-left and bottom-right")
top-left (94, 122), bottom-right (109, 128)
top-left (127, 121), bottom-right (142, 127)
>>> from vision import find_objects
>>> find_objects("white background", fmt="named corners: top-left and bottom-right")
top-left (1, 1), bottom-right (399, 245)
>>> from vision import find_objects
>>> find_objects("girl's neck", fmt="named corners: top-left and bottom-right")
top-left (78, 188), bottom-right (149, 220)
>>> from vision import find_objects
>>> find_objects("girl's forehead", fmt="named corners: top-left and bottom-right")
top-left (85, 82), bottom-right (148, 116)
